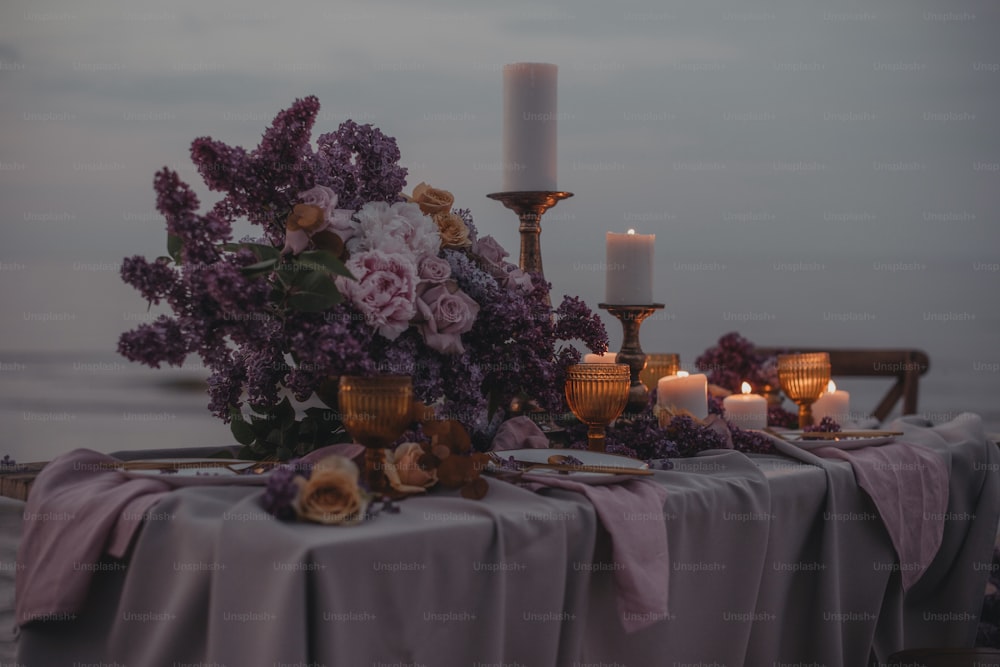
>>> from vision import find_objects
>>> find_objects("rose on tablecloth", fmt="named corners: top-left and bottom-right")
top-left (293, 456), bottom-right (369, 525)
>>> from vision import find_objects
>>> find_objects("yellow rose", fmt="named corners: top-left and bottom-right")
top-left (286, 204), bottom-right (326, 232)
top-left (293, 456), bottom-right (368, 525)
top-left (432, 211), bottom-right (472, 249)
top-left (386, 442), bottom-right (438, 494)
top-left (409, 182), bottom-right (454, 216)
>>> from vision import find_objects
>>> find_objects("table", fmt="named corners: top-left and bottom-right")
top-left (7, 414), bottom-right (999, 666)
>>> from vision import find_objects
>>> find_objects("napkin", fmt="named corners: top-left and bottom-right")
top-left (16, 449), bottom-right (176, 625)
top-left (811, 441), bottom-right (949, 590)
top-left (518, 472), bottom-right (670, 633)
top-left (14, 442), bottom-right (367, 627)
top-left (491, 416), bottom-right (551, 450)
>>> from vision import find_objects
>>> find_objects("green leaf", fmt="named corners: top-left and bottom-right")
top-left (287, 273), bottom-right (343, 312)
top-left (230, 417), bottom-right (256, 446)
top-left (167, 234), bottom-right (184, 264)
top-left (239, 258), bottom-right (278, 277)
top-left (223, 242), bottom-right (281, 262)
top-left (274, 396), bottom-right (295, 426)
top-left (297, 250), bottom-right (355, 279)
top-left (288, 290), bottom-right (343, 312)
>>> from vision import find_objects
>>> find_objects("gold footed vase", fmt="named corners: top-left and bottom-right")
top-left (776, 353), bottom-right (831, 428)
top-left (565, 363), bottom-right (631, 452)
top-left (337, 375), bottom-right (413, 496)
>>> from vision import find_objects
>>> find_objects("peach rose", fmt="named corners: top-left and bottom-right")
top-left (286, 204), bottom-right (325, 232)
top-left (409, 182), bottom-right (454, 216)
top-left (385, 442), bottom-right (438, 494)
top-left (293, 456), bottom-right (369, 525)
top-left (432, 211), bottom-right (472, 249)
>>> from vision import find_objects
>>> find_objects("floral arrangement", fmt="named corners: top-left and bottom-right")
top-left (117, 96), bottom-right (607, 459)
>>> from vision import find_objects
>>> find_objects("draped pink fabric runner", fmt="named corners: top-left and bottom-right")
top-left (492, 416), bottom-right (671, 633)
top-left (811, 441), bottom-right (950, 590)
top-left (16, 444), bottom-right (363, 626)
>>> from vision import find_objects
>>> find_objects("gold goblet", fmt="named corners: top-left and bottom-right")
top-left (565, 363), bottom-right (631, 452)
top-left (639, 353), bottom-right (681, 393)
top-left (777, 353), bottom-right (832, 428)
top-left (338, 375), bottom-right (413, 496)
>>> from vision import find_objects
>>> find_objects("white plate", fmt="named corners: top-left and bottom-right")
top-left (120, 458), bottom-right (271, 478)
top-left (490, 448), bottom-right (649, 484)
top-left (785, 435), bottom-right (896, 451)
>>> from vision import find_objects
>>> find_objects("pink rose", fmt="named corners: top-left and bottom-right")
top-left (503, 266), bottom-right (534, 294)
top-left (418, 255), bottom-right (452, 283)
top-left (414, 281), bottom-right (480, 354)
top-left (282, 187), bottom-right (357, 255)
top-left (473, 235), bottom-right (509, 268)
top-left (336, 249), bottom-right (418, 340)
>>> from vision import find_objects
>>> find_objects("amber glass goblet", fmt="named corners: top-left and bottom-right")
top-left (777, 353), bottom-right (832, 428)
top-left (565, 363), bottom-right (631, 452)
top-left (639, 353), bottom-right (681, 392)
top-left (338, 375), bottom-right (413, 495)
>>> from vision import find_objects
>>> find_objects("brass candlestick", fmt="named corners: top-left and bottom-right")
top-left (598, 303), bottom-right (665, 414)
top-left (486, 191), bottom-right (573, 298)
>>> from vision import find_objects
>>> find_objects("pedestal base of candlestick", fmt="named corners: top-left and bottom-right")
top-left (486, 191), bottom-right (573, 305)
top-left (598, 303), bottom-right (665, 414)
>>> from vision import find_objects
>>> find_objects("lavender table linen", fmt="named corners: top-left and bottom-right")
top-left (10, 415), bottom-right (998, 666)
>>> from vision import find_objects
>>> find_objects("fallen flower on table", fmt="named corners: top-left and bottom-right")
top-left (262, 455), bottom-right (371, 525)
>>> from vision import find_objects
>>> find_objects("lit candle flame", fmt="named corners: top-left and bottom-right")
top-left (827, 380), bottom-right (836, 393)
top-left (741, 381), bottom-right (752, 395)
top-left (676, 370), bottom-right (689, 377)
top-left (627, 228), bottom-right (636, 235)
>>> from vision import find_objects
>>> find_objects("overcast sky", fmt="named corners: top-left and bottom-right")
top-left (1, 0), bottom-right (998, 425)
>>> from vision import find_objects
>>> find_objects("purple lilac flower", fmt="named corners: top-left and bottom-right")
top-left (694, 332), bottom-right (767, 393)
top-left (803, 417), bottom-right (842, 433)
top-left (117, 315), bottom-right (189, 368)
top-left (261, 464), bottom-right (301, 520)
top-left (120, 256), bottom-right (179, 305)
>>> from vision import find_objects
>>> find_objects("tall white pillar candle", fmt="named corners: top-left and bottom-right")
top-left (811, 380), bottom-right (851, 426)
top-left (722, 382), bottom-right (768, 430)
top-left (605, 229), bottom-right (654, 304)
top-left (657, 371), bottom-right (708, 420)
top-left (584, 352), bottom-right (619, 364)
top-left (503, 62), bottom-right (558, 191)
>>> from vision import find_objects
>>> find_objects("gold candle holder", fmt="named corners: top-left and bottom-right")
top-left (337, 375), bottom-right (413, 495)
top-left (565, 363), bottom-right (630, 452)
top-left (777, 353), bottom-right (831, 428)
top-left (486, 190), bottom-right (573, 303)
top-left (640, 353), bottom-right (681, 392)
top-left (598, 303), bottom-right (665, 414)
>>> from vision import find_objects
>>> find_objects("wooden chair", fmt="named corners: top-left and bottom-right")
top-left (754, 347), bottom-right (930, 422)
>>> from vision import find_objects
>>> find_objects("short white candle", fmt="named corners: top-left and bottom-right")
top-left (502, 62), bottom-right (558, 191)
top-left (723, 382), bottom-right (768, 430)
top-left (584, 352), bottom-right (619, 364)
top-left (657, 371), bottom-right (708, 420)
top-left (605, 229), bottom-right (655, 304)
top-left (812, 380), bottom-right (851, 426)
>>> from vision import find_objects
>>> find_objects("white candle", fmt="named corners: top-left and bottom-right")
top-left (584, 352), bottom-right (619, 364)
top-left (812, 380), bottom-right (851, 426)
top-left (657, 371), bottom-right (708, 420)
top-left (502, 62), bottom-right (558, 191)
top-left (605, 229), bottom-right (655, 304)
top-left (723, 381), bottom-right (768, 430)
